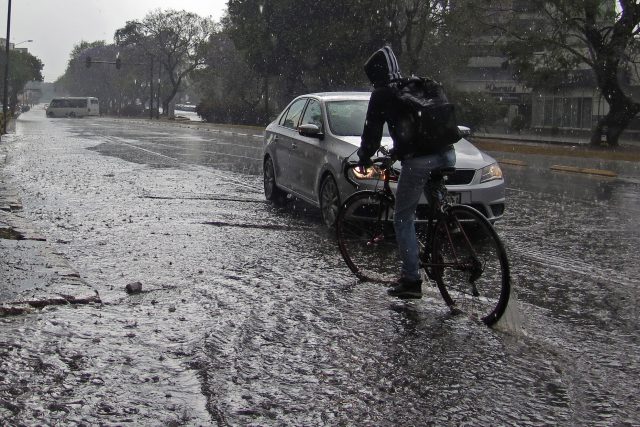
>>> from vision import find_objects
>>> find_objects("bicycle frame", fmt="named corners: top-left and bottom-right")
top-left (342, 153), bottom-right (483, 284)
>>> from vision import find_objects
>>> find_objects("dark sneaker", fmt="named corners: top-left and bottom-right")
top-left (387, 277), bottom-right (423, 299)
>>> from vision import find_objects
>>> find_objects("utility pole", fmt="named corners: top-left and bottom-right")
top-left (2, 0), bottom-right (12, 136)
top-left (149, 56), bottom-right (154, 119)
top-left (156, 63), bottom-right (161, 119)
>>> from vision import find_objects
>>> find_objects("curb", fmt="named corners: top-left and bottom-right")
top-left (498, 159), bottom-right (527, 167)
top-left (498, 157), bottom-right (617, 177)
top-left (550, 165), bottom-right (618, 177)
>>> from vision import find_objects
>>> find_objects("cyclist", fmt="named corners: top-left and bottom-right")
top-left (357, 45), bottom-right (456, 299)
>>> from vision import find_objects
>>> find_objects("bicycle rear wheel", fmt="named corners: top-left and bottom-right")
top-left (336, 190), bottom-right (400, 283)
top-left (432, 205), bottom-right (510, 326)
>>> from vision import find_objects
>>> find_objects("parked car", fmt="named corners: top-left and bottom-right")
top-left (263, 92), bottom-right (505, 227)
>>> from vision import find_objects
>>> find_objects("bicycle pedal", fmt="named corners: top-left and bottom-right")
top-left (367, 234), bottom-right (385, 245)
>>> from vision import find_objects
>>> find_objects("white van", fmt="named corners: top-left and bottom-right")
top-left (46, 97), bottom-right (100, 118)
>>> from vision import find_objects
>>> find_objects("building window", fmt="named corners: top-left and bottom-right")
top-left (582, 98), bottom-right (593, 129)
top-left (534, 94), bottom-right (594, 129)
top-left (544, 98), bottom-right (554, 127)
top-left (533, 96), bottom-right (544, 127)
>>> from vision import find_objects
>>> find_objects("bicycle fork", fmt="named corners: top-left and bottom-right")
top-left (367, 193), bottom-right (393, 246)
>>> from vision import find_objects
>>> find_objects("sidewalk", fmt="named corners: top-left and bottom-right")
top-left (0, 145), bottom-right (99, 316)
top-left (474, 130), bottom-right (640, 150)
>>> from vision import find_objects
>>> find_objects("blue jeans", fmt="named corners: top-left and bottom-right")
top-left (394, 149), bottom-right (456, 281)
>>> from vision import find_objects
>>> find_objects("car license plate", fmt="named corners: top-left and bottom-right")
top-left (446, 192), bottom-right (461, 205)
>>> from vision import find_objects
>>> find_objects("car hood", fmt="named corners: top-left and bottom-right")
top-left (336, 135), bottom-right (495, 169)
top-left (453, 139), bottom-right (496, 168)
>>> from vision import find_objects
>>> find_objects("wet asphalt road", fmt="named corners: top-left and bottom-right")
top-left (1, 107), bottom-right (638, 426)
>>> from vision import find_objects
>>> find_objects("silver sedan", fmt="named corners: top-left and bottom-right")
top-left (263, 92), bottom-right (505, 227)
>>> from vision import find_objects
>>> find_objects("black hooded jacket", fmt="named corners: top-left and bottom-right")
top-left (358, 46), bottom-right (441, 161)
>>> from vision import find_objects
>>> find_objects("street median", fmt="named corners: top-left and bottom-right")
top-left (549, 164), bottom-right (617, 177)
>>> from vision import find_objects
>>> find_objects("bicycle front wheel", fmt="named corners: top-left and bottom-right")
top-left (336, 190), bottom-right (400, 283)
top-left (432, 205), bottom-right (510, 326)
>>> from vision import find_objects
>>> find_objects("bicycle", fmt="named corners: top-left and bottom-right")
top-left (336, 147), bottom-right (510, 326)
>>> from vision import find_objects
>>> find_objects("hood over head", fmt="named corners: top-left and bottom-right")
top-left (364, 46), bottom-right (402, 87)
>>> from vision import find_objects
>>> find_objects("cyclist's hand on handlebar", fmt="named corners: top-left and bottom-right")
top-left (356, 159), bottom-right (373, 175)
top-left (356, 149), bottom-right (373, 170)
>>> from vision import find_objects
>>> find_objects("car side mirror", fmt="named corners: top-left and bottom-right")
top-left (457, 125), bottom-right (471, 137)
top-left (298, 123), bottom-right (324, 139)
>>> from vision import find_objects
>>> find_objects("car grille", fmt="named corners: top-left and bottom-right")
top-left (445, 169), bottom-right (475, 185)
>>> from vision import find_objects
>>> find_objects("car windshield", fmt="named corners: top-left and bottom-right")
top-left (326, 100), bottom-right (389, 137)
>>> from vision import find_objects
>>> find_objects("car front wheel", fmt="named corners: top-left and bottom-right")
top-left (320, 174), bottom-right (340, 228)
top-left (263, 157), bottom-right (287, 205)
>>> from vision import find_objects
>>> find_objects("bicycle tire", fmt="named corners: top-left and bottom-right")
top-left (336, 190), bottom-right (400, 283)
top-left (432, 204), bottom-right (510, 326)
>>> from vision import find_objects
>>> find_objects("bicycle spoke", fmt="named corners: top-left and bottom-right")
top-left (337, 191), bottom-right (400, 284)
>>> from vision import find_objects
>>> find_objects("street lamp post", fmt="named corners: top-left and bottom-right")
top-left (2, 0), bottom-right (12, 136)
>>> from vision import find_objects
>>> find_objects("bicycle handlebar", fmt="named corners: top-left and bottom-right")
top-left (343, 147), bottom-right (396, 188)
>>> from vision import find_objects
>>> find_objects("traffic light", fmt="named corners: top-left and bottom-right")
top-left (115, 57), bottom-right (121, 69)
top-left (85, 56), bottom-right (91, 68)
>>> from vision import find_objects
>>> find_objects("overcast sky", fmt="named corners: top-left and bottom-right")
top-left (1, 0), bottom-right (228, 82)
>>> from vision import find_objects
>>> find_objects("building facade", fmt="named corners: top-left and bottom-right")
top-left (452, 1), bottom-right (635, 135)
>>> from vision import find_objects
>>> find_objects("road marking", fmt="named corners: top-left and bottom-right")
top-left (116, 140), bottom-right (179, 162)
top-left (498, 159), bottom-right (527, 166)
top-left (111, 137), bottom-right (261, 161)
top-left (107, 137), bottom-right (259, 191)
top-left (550, 165), bottom-right (617, 177)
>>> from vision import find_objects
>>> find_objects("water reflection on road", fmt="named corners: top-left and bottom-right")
top-left (0, 110), bottom-right (638, 425)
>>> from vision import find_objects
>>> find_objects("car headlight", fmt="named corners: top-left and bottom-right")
top-left (350, 164), bottom-right (399, 182)
top-left (351, 164), bottom-right (385, 180)
top-left (480, 162), bottom-right (503, 183)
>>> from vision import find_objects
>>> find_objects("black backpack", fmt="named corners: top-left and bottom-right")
top-left (396, 76), bottom-right (461, 151)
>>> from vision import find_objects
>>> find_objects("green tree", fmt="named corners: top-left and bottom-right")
top-left (373, 0), bottom-right (477, 81)
top-left (448, 89), bottom-right (509, 132)
top-left (0, 49), bottom-right (43, 115)
top-left (223, 0), bottom-right (471, 123)
top-left (502, 0), bottom-right (640, 147)
top-left (193, 31), bottom-right (265, 124)
top-left (59, 41), bottom-right (151, 115)
top-left (115, 9), bottom-right (215, 116)
top-left (59, 41), bottom-right (117, 114)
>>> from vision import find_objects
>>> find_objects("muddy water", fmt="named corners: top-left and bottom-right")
top-left (1, 109), bottom-right (638, 425)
